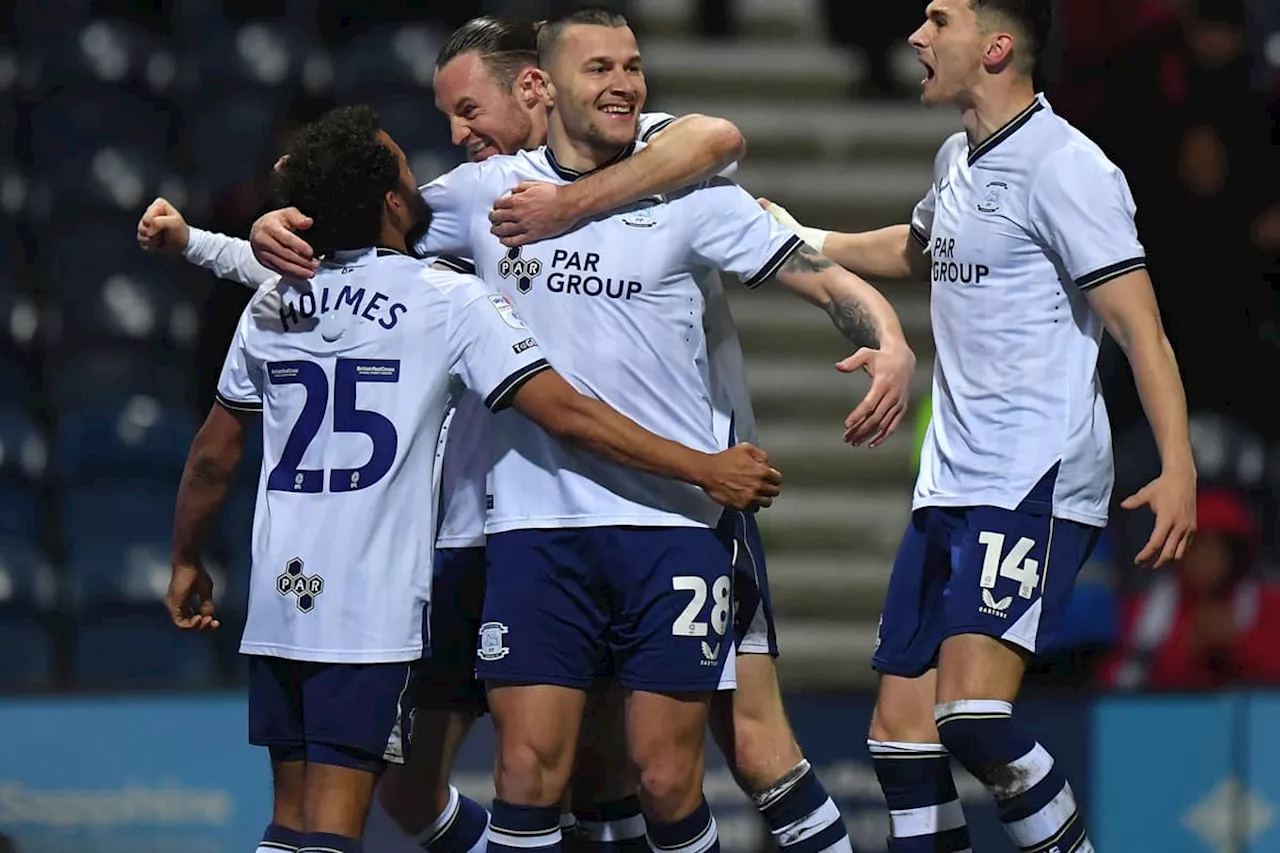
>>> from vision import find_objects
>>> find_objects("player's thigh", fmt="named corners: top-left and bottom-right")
top-left (486, 683), bottom-right (588, 805)
top-left (418, 546), bottom-right (490, 716)
top-left (709, 652), bottom-right (801, 791)
top-left (479, 529), bottom-right (606, 690)
top-left (304, 762), bottom-right (381, 838)
top-left (937, 507), bottom-right (1101, 701)
top-left (270, 759), bottom-right (306, 831)
top-left (717, 509), bottom-right (779, 657)
top-left (871, 509), bottom-right (954, 683)
top-left (572, 678), bottom-right (637, 807)
top-left (603, 525), bottom-right (737, 694)
top-left (379, 709), bottom-right (478, 834)
top-left (625, 688), bottom-right (713, 814)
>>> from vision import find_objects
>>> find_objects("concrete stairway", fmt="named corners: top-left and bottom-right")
top-left (632, 0), bottom-right (956, 689)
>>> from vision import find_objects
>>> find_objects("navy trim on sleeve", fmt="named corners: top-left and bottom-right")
top-left (1076, 257), bottom-right (1147, 291)
top-left (433, 255), bottom-right (477, 275)
top-left (640, 116), bottom-right (677, 142)
top-left (215, 392), bottom-right (263, 414)
top-left (743, 234), bottom-right (804, 289)
top-left (486, 359), bottom-right (552, 412)
top-left (910, 225), bottom-right (929, 248)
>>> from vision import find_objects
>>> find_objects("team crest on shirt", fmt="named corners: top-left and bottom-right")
top-left (497, 246), bottom-right (543, 294)
top-left (620, 201), bottom-right (659, 229)
top-left (977, 181), bottom-right (1009, 214)
top-left (477, 621), bottom-right (510, 660)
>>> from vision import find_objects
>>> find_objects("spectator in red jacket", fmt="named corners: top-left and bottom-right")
top-left (1100, 487), bottom-right (1280, 691)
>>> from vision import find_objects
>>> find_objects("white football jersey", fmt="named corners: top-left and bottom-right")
top-left (911, 94), bottom-right (1146, 527)
top-left (216, 248), bottom-right (549, 662)
top-left (417, 142), bottom-right (800, 532)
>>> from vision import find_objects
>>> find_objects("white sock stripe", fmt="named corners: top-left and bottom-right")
top-left (889, 799), bottom-right (966, 838)
top-left (421, 785), bottom-right (463, 843)
top-left (1006, 783), bottom-right (1078, 849)
top-left (774, 797), bottom-right (842, 846)
top-left (648, 815), bottom-right (718, 853)
top-left (577, 814), bottom-right (648, 842)
top-left (257, 844), bottom-right (298, 853)
top-left (867, 739), bottom-right (949, 756)
top-left (994, 743), bottom-right (1055, 801)
top-left (488, 827), bottom-right (562, 849)
top-left (935, 699), bottom-right (1013, 723)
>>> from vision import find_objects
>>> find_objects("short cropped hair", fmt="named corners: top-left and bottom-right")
top-left (536, 9), bottom-right (630, 67)
top-left (436, 16), bottom-right (538, 90)
top-left (971, 0), bottom-right (1052, 68)
top-left (273, 105), bottom-right (399, 258)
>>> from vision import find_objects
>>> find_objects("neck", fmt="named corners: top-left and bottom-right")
top-left (547, 114), bottom-right (626, 174)
top-left (379, 226), bottom-right (409, 255)
top-left (959, 75), bottom-right (1037, 149)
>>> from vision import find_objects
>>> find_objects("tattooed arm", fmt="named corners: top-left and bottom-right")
top-left (767, 245), bottom-right (916, 447)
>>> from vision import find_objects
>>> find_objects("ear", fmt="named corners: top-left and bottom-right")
top-left (515, 66), bottom-right (544, 108)
top-left (529, 68), bottom-right (555, 109)
top-left (983, 31), bottom-right (1016, 70)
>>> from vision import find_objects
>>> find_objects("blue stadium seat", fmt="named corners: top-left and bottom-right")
top-left (45, 144), bottom-right (183, 215)
top-left (220, 484), bottom-right (257, 578)
top-left (41, 217), bottom-right (150, 296)
top-left (61, 481), bottom-right (177, 561)
top-left (0, 536), bottom-right (58, 612)
top-left (0, 405), bottom-right (48, 484)
top-left (369, 93), bottom-right (453, 165)
top-left (73, 611), bottom-right (219, 689)
top-left (46, 352), bottom-right (196, 411)
top-left (33, 18), bottom-right (175, 92)
top-left (50, 266), bottom-right (201, 351)
top-left (29, 91), bottom-right (174, 178)
top-left (331, 24), bottom-right (445, 97)
top-left (12, 1), bottom-right (94, 42)
top-left (57, 395), bottom-right (197, 483)
top-left (0, 290), bottom-right (45, 356)
top-left (0, 356), bottom-right (34, 407)
top-left (184, 92), bottom-right (290, 194)
top-left (0, 617), bottom-right (56, 689)
top-left (66, 538), bottom-right (226, 606)
top-left (0, 484), bottom-right (37, 539)
top-left (193, 20), bottom-right (317, 91)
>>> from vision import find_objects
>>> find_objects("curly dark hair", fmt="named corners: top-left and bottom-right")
top-left (272, 105), bottom-right (400, 258)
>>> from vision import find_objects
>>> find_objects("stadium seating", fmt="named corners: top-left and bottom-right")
top-left (184, 92), bottom-right (290, 194)
top-left (31, 18), bottom-right (177, 94)
top-left (56, 395), bottom-right (197, 483)
top-left (49, 266), bottom-right (201, 351)
top-left (0, 618), bottom-right (56, 688)
top-left (330, 24), bottom-right (445, 97)
top-left (73, 610), bottom-right (219, 688)
top-left (0, 536), bottom-right (59, 689)
top-left (46, 351), bottom-right (197, 411)
top-left (28, 91), bottom-right (176, 180)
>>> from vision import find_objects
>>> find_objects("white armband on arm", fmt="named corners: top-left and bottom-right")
top-left (183, 228), bottom-right (280, 289)
top-left (762, 201), bottom-right (829, 254)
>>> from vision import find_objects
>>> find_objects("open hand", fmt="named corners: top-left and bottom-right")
top-left (1122, 468), bottom-right (1197, 569)
top-left (251, 207), bottom-right (318, 279)
top-left (838, 341), bottom-right (916, 449)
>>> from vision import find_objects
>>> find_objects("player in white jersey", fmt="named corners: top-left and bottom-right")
top-left (763, 2), bottom-right (1198, 851)
top-left (249, 12), bottom-right (914, 853)
top-left (164, 105), bottom-right (780, 853)
top-left (211, 14), bottom-right (861, 853)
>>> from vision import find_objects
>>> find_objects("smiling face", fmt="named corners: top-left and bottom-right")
top-left (542, 23), bottom-right (645, 156)
top-left (433, 50), bottom-right (538, 161)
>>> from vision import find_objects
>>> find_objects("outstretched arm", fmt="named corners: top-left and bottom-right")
top-left (137, 196), bottom-right (280, 289)
top-left (489, 114), bottom-right (746, 247)
top-left (767, 245), bottom-right (916, 447)
top-left (510, 370), bottom-right (780, 511)
top-left (761, 198), bottom-right (925, 281)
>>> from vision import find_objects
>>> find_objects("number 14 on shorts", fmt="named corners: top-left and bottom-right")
top-left (977, 531), bottom-right (1041, 610)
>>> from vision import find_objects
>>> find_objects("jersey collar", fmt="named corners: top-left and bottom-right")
top-left (967, 95), bottom-right (1045, 166)
top-left (545, 142), bottom-right (637, 182)
top-left (324, 247), bottom-right (407, 266)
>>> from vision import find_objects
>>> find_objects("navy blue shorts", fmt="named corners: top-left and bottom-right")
top-left (479, 526), bottom-right (736, 693)
top-left (717, 509), bottom-right (779, 656)
top-left (414, 547), bottom-right (488, 715)
top-left (872, 504), bottom-right (1102, 678)
top-left (247, 655), bottom-right (415, 773)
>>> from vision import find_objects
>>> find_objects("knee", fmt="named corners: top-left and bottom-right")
top-left (495, 739), bottom-right (574, 805)
top-left (934, 699), bottom-right (1016, 766)
top-left (634, 753), bottom-right (702, 810)
top-left (868, 699), bottom-right (939, 745)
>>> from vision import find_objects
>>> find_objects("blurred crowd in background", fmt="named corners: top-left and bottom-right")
top-left (0, 0), bottom-right (1275, 696)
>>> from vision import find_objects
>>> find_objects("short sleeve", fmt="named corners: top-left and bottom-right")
top-left (685, 177), bottom-right (803, 289)
top-left (415, 162), bottom-right (489, 259)
top-left (446, 277), bottom-right (552, 412)
top-left (214, 302), bottom-right (264, 413)
top-left (911, 186), bottom-right (936, 250)
top-left (1028, 144), bottom-right (1147, 291)
top-left (638, 111), bottom-right (739, 180)
top-left (638, 112), bottom-right (677, 142)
